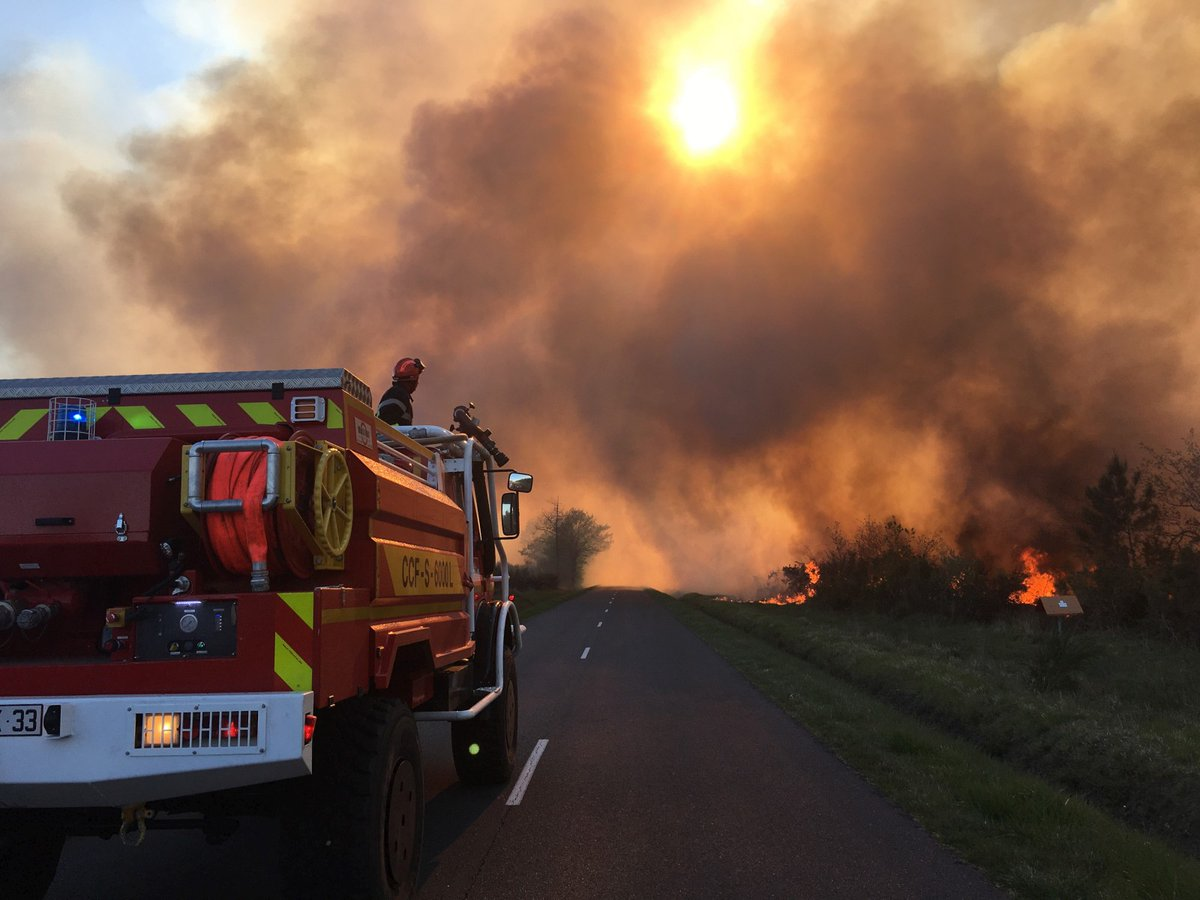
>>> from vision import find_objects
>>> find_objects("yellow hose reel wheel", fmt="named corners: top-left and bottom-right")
top-left (313, 446), bottom-right (353, 556)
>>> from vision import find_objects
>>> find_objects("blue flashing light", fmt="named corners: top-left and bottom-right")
top-left (72, 412), bottom-right (85, 422)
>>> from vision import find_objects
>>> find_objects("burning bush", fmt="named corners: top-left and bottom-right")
top-left (763, 438), bottom-right (1200, 639)
top-left (781, 517), bottom-right (1020, 620)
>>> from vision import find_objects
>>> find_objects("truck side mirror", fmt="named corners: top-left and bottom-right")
top-left (507, 472), bottom-right (533, 493)
top-left (500, 492), bottom-right (520, 537)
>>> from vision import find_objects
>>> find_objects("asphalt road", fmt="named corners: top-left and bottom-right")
top-left (46, 588), bottom-right (1003, 899)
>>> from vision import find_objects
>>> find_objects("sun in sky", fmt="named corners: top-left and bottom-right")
top-left (651, 0), bottom-right (784, 163)
top-left (669, 65), bottom-right (741, 156)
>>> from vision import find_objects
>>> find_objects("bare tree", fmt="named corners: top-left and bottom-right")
top-left (523, 502), bottom-right (613, 589)
top-left (1146, 431), bottom-right (1200, 551)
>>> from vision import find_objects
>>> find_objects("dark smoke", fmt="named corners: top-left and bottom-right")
top-left (16, 0), bottom-right (1200, 589)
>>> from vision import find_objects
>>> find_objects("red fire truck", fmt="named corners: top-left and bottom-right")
top-left (0, 368), bottom-right (531, 899)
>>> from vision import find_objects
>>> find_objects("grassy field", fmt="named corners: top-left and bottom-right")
top-left (660, 592), bottom-right (1200, 900)
top-left (511, 586), bottom-right (588, 620)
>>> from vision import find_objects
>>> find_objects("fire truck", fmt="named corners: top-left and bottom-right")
top-left (0, 368), bottom-right (531, 899)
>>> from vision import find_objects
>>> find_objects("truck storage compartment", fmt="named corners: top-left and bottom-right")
top-left (0, 438), bottom-right (184, 579)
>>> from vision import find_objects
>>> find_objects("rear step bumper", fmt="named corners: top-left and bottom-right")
top-left (0, 691), bottom-right (313, 808)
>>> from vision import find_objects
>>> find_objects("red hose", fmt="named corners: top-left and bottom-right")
top-left (205, 438), bottom-right (312, 582)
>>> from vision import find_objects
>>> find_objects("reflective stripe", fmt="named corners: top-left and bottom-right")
top-left (239, 402), bottom-right (285, 425)
top-left (0, 409), bottom-right (48, 440)
top-left (377, 398), bottom-right (408, 416)
top-left (274, 634), bottom-right (313, 692)
top-left (323, 600), bottom-right (463, 624)
top-left (1, 397), bottom-right (343, 437)
top-left (177, 403), bottom-right (226, 427)
top-left (327, 402), bottom-right (344, 429)
top-left (114, 406), bottom-right (164, 430)
top-left (278, 591), bottom-right (314, 630)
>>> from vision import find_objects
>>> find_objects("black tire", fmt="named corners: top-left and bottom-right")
top-left (451, 647), bottom-right (518, 785)
top-left (0, 824), bottom-right (65, 899)
top-left (281, 697), bottom-right (423, 900)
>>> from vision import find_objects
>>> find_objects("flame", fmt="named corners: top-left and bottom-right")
top-left (1011, 547), bottom-right (1056, 605)
top-left (722, 559), bottom-right (821, 606)
top-left (760, 592), bottom-right (805, 605)
top-left (801, 564), bottom-right (820, 592)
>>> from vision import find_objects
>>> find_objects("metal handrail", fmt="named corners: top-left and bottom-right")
top-left (414, 600), bottom-right (522, 722)
top-left (186, 439), bottom-right (281, 512)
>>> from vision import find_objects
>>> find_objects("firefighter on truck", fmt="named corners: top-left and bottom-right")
top-left (0, 365), bottom-right (532, 899)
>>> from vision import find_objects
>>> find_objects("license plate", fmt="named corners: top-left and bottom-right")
top-left (0, 704), bottom-right (43, 736)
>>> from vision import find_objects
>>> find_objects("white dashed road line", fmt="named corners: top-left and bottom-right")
top-left (507, 738), bottom-right (549, 806)
top-left (597, 621), bottom-right (603, 628)
top-left (581, 646), bottom-right (590, 659)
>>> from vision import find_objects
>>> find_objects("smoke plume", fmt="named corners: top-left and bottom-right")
top-left (3, 0), bottom-right (1199, 591)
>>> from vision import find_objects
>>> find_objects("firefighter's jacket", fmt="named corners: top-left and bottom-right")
top-left (378, 383), bottom-right (415, 427)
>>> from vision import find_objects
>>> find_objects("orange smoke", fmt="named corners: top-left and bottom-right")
top-left (1010, 547), bottom-right (1056, 605)
top-left (8, 1), bottom-right (1200, 594)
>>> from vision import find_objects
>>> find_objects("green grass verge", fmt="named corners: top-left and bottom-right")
top-left (512, 586), bottom-right (589, 620)
top-left (675, 596), bottom-right (1200, 856)
top-left (658, 593), bottom-right (1200, 900)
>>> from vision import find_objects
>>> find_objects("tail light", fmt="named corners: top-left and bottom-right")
top-left (303, 713), bottom-right (317, 744)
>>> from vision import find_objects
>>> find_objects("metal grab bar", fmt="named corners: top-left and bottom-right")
top-left (186, 439), bottom-right (282, 512)
top-left (414, 600), bottom-right (522, 722)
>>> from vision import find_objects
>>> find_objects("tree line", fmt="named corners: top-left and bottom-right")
top-left (777, 432), bottom-right (1200, 642)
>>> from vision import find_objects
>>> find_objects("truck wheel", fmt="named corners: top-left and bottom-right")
top-left (0, 826), bottom-right (65, 899)
top-left (282, 697), bottom-right (423, 899)
top-left (452, 647), bottom-right (518, 785)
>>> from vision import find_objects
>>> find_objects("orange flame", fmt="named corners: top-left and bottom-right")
top-left (1011, 547), bottom-right (1056, 605)
top-left (754, 560), bottom-right (821, 606)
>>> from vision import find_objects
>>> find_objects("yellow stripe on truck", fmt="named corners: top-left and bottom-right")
top-left (0, 409), bottom-right (48, 440)
top-left (274, 634), bottom-right (313, 692)
top-left (114, 406), bottom-right (165, 430)
top-left (239, 402), bottom-right (285, 425)
top-left (278, 591), bottom-right (315, 629)
top-left (323, 600), bottom-right (463, 625)
top-left (178, 403), bottom-right (226, 427)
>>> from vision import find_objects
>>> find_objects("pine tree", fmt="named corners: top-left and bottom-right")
top-left (1078, 453), bottom-right (1159, 568)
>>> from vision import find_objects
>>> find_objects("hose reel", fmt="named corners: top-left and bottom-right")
top-left (184, 438), bottom-right (352, 589)
top-left (312, 446), bottom-right (353, 557)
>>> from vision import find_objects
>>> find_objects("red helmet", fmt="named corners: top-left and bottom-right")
top-left (392, 357), bottom-right (425, 382)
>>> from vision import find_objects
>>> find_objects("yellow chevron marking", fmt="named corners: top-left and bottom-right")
top-left (278, 591), bottom-right (315, 630)
top-left (274, 634), bottom-right (313, 692)
top-left (0, 409), bottom-right (48, 440)
top-left (178, 403), bottom-right (225, 427)
top-left (239, 402), bottom-right (285, 425)
top-left (326, 402), bottom-right (344, 429)
top-left (114, 406), bottom-right (164, 430)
